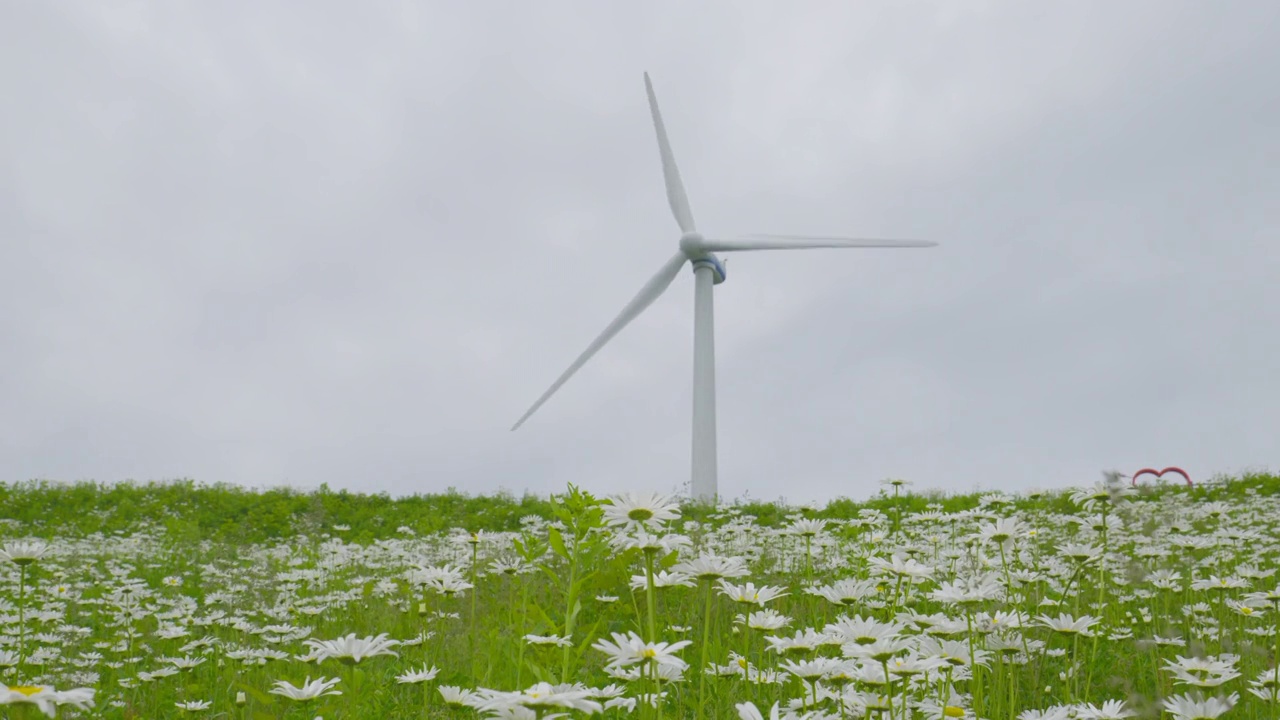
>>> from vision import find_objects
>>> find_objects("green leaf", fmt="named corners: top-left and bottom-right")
top-left (573, 617), bottom-right (606, 661)
top-left (529, 603), bottom-right (557, 631)
top-left (526, 658), bottom-right (551, 684)
top-left (238, 683), bottom-right (275, 706)
top-left (548, 526), bottom-right (569, 562)
top-left (551, 501), bottom-right (573, 525)
top-left (537, 563), bottom-right (561, 587)
top-left (568, 568), bottom-right (597, 597)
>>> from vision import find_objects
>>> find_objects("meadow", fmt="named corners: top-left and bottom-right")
top-left (1, 471), bottom-right (1278, 719)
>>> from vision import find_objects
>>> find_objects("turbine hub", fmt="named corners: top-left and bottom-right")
top-left (679, 232), bottom-right (706, 256)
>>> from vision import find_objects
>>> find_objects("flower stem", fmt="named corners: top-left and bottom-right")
top-left (18, 564), bottom-right (27, 676)
top-left (698, 579), bottom-right (714, 720)
top-left (644, 550), bottom-right (658, 643)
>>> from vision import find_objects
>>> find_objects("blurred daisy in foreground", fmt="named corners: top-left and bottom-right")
top-left (0, 540), bottom-right (49, 566)
top-left (0, 685), bottom-right (95, 718)
top-left (1162, 692), bottom-right (1238, 720)
top-left (736, 700), bottom-right (782, 720)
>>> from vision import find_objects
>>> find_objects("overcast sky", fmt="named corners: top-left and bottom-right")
top-left (2, 2), bottom-right (1276, 504)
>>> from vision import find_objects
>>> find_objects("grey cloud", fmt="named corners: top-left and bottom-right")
top-left (2, 1), bottom-right (1276, 503)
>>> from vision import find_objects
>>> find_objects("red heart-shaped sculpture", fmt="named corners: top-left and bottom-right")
top-left (1131, 466), bottom-right (1192, 487)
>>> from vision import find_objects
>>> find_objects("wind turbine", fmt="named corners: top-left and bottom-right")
top-left (511, 73), bottom-right (937, 503)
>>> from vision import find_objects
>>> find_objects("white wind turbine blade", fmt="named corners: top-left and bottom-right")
top-left (700, 235), bottom-right (937, 251)
top-left (644, 72), bottom-right (696, 233)
top-left (511, 251), bottom-right (689, 431)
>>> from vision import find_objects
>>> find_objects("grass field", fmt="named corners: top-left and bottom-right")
top-left (1, 471), bottom-right (1278, 719)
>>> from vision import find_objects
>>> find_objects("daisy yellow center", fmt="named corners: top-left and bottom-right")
top-left (1241, 607), bottom-right (1253, 615)
top-left (944, 705), bottom-right (965, 717)
top-left (643, 648), bottom-right (657, 659)
top-left (628, 508), bottom-right (654, 522)
top-left (9, 686), bottom-right (44, 697)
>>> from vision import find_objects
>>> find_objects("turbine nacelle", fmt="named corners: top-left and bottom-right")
top-left (690, 255), bottom-right (727, 284)
top-left (680, 233), bottom-right (726, 284)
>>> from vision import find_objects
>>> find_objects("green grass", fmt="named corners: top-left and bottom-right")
top-left (1, 472), bottom-right (1277, 719)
